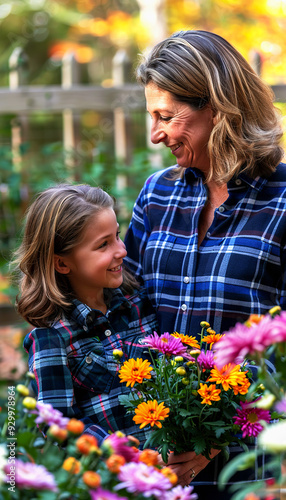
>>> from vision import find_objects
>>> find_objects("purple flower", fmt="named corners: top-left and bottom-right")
top-left (143, 332), bottom-right (191, 358)
top-left (35, 402), bottom-right (69, 428)
top-left (275, 398), bottom-right (286, 414)
top-left (114, 462), bottom-right (171, 497)
top-left (103, 433), bottom-right (139, 462)
top-left (163, 485), bottom-right (198, 500)
top-left (197, 350), bottom-right (215, 370)
top-left (233, 400), bottom-right (271, 438)
top-left (5, 460), bottom-right (58, 491)
top-left (90, 489), bottom-right (128, 500)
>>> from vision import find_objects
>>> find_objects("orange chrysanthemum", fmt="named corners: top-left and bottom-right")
top-left (197, 383), bottom-right (221, 405)
top-left (133, 400), bottom-right (170, 429)
top-left (202, 332), bottom-right (224, 349)
top-left (139, 449), bottom-right (159, 466)
top-left (106, 454), bottom-right (126, 473)
top-left (232, 375), bottom-right (251, 395)
top-left (82, 471), bottom-right (101, 488)
top-left (207, 363), bottom-right (247, 391)
top-left (160, 467), bottom-right (178, 485)
top-left (118, 358), bottom-right (153, 387)
top-left (172, 332), bottom-right (200, 349)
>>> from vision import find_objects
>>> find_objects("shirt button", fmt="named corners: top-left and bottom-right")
top-left (235, 179), bottom-right (242, 185)
top-left (105, 329), bottom-right (112, 337)
top-left (206, 232), bottom-right (211, 238)
top-left (218, 206), bottom-right (225, 213)
top-left (181, 304), bottom-right (187, 311)
top-left (183, 276), bottom-right (190, 284)
top-left (83, 326), bottom-right (88, 332)
top-left (85, 356), bottom-right (92, 364)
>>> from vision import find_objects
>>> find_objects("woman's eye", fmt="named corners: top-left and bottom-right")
top-left (160, 116), bottom-right (172, 122)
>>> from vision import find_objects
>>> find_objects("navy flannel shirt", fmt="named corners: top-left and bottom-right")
top-left (125, 163), bottom-right (286, 336)
top-left (23, 288), bottom-right (158, 445)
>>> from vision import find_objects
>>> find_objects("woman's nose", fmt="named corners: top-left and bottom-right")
top-left (150, 121), bottom-right (166, 144)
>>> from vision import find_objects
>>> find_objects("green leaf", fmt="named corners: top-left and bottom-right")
top-left (192, 435), bottom-right (206, 455)
top-left (218, 451), bottom-right (259, 489)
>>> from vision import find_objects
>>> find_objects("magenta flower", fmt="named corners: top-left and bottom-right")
top-left (197, 350), bottom-right (215, 370)
top-left (163, 485), bottom-right (198, 500)
top-left (114, 462), bottom-right (172, 497)
top-left (90, 489), bottom-right (128, 500)
top-left (143, 332), bottom-right (191, 358)
top-left (103, 433), bottom-right (139, 462)
top-left (275, 398), bottom-right (286, 414)
top-left (35, 402), bottom-right (69, 428)
top-left (5, 460), bottom-right (58, 491)
top-left (233, 400), bottom-right (271, 438)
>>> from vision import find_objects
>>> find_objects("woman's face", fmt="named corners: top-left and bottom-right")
top-left (145, 83), bottom-right (215, 174)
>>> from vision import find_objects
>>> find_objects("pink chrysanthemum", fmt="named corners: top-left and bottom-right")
top-left (197, 350), bottom-right (215, 370)
top-left (275, 398), bottom-right (286, 414)
top-left (90, 489), bottom-right (128, 500)
top-left (104, 433), bottom-right (139, 462)
top-left (214, 311), bottom-right (286, 369)
top-left (142, 332), bottom-right (191, 358)
top-left (163, 485), bottom-right (198, 500)
top-left (233, 400), bottom-right (271, 438)
top-left (114, 462), bottom-right (172, 497)
top-left (35, 402), bottom-right (69, 428)
top-left (5, 460), bottom-right (58, 491)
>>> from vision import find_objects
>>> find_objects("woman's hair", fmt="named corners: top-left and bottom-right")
top-left (137, 30), bottom-right (284, 183)
top-left (13, 184), bottom-right (139, 327)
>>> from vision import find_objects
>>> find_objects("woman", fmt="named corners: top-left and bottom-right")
top-left (125, 30), bottom-right (285, 498)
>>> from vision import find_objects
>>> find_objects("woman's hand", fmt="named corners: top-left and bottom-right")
top-left (157, 448), bottom-right (221, 486)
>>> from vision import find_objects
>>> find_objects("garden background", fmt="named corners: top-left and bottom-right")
top-left (0, 0), bottom-right (286, 385)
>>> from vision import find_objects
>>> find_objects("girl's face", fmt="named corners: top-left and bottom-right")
top-left (55, 208), bottom-right (127, 309)
top-left (145, 83), bottom-right (215, 175)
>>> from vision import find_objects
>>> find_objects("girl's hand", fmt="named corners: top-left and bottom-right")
top-left (157, 448), bottom-right (221, 486)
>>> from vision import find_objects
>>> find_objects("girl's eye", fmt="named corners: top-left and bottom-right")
top-left (116, 231), bottom-right (121, 239)
top-left (98, 241), bottom-right (107, 249)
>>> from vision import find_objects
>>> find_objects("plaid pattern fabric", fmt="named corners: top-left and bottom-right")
top-left (23, 288), bottom-right (158, 445)
top-left (125, 163), bottom-right (286, 336)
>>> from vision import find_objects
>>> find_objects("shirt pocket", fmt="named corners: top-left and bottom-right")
top-left (67, 342), bottom-right (114, 394)
top-left (143, 232), bottom-right (178, 306)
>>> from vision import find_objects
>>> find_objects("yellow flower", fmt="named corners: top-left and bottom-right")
top-left (197, 383), bottom-right (221, 405)
top-left (118, 358), bottom-right (153, 387)
top-left (176, 367), bottom-right (187, 376)
top-left (62, 457), bottom-right (81, 474)
top-left (207, 364), bottom-right (247, 391)
top-left (160, 467), bottom-right (178, 485)
top-left (172, 332), bottom-right (200, 349)
top-left (133, 400), bottom-right (170, 429)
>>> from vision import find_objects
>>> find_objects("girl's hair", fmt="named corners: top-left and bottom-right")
top-left (137, 30), bottom-right (284, 183)
top-left (13, 184), bottom-right (139, 327)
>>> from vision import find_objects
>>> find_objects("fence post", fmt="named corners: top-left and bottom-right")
top-left (62, 52), bottom-right (81, 181)
top-left (9, 47), bottom-right (30, 212)
top-left (112, 50), bottom-right (133, 222)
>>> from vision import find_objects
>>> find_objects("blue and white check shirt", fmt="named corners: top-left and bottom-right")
top-left (125, 163), bottom-right (286, 336)
top-left (23, 288), bottom-right (158, 445)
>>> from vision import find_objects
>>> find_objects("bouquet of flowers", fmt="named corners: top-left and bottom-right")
top-left (117, 322), bottom-right (274, 464)
top-left (0, 373), bottom-right (198, 500)
top-left (215, 307), bottom-right (286, 500)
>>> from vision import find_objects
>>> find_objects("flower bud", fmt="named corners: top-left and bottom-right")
top-left (22, 397), bottom-right (37, 410)
top-left (66, 418), bottom-right (85, 435)
top-left (160, 467), bottom-right (178, 485)
top-left (200, 321), bottom-right (210, 328)
top-left (48, 424), bottom-right (68, 443)
top-left (174, 356), bottom-right (184, 362)
top-left (113, 349), bottom-right (124, 359)
top-left (106, 454), bottom-right (126, 473)
top-left (181, 378), bottom-right (190, 386)
top-left (76, 434), bottom-right (99, 455)
top-left (16, 384), bottom-right (29, 397)
top-left (82, 471), bottom-right (101, 488)
top-left (176, 367), bottom-right (187, 376)
top-left (62, 457), bottom-right (81, 474)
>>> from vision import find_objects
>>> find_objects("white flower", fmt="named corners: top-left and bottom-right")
top-left (258, 421), bottom-right (286, 452)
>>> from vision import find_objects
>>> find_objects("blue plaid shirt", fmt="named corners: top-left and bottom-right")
top-left (23, 288), bottom-right (158, 445)
top-left (125, 163), bottom-right (286, 336)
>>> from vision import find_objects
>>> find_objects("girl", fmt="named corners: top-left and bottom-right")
top-left (15, 183), bottom-right (158, 445)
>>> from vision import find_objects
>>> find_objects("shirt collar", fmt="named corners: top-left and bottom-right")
top-left (70, 288), bottom-right (131, 328)
top-left (180, 167), bottom-right (268, 192)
